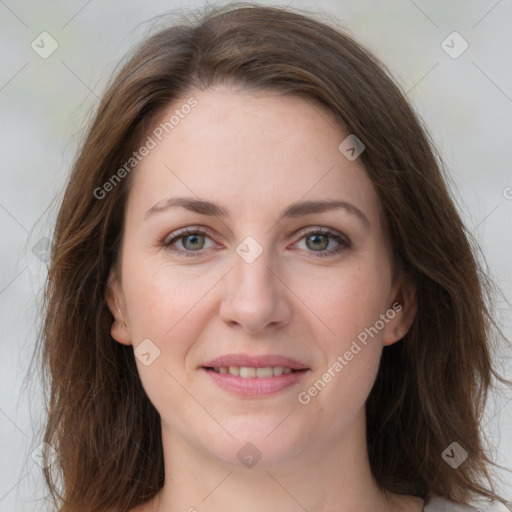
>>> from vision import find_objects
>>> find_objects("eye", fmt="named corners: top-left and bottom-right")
top-left (161, 226), bottom-right (351, 259)
top-left (162, 227), bottom-right (216, 257)
top-left (293, 227), bottom-right (351, 257)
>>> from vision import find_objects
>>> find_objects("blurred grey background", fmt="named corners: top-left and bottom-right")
top-left (1, 1), bottom-right (511, 510)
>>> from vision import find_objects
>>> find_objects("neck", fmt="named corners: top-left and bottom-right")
top-left (152, 409), bottom-right (422, 512)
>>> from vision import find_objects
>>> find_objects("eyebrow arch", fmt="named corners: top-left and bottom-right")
top-left (144, 196), bottom-right (369, 227)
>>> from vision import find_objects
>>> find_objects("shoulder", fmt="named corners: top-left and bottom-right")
top-left (424, 495), bottom-right (484, 512)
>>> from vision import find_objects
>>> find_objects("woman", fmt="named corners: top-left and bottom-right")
top-left (40, 3), bottom-right (511, 511)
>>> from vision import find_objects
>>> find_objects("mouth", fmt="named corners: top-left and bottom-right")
top-left (204, 366), bottom-right (307, 378)
top-left (201, 354), bottom-right (310, 396)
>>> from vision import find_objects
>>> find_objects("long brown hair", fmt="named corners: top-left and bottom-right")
top-left (39, 3), bottom-right (511, 511)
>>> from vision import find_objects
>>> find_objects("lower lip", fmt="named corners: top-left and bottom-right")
top-left (203, 368), bottom-right (309, 396)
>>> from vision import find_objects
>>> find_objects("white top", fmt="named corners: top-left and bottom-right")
top-left (424, 496), bottom-right (484, 511)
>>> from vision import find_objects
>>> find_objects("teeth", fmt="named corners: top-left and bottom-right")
top-left (228, 366), bottom-right (240, 376)
top-left (213, 366), bottom-right (299, 377)
top-left (240, 367), bottom-right (256, 378)
top-left (256, 367), bottom-right (273, 378)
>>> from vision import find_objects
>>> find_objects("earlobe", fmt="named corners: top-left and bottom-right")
top-left (382, 281), bottom-right (417, 347)
top-left (105, 271), bottom-right (132, 346)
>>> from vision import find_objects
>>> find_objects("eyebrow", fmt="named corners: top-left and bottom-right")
top-left (144, 196), bottom-right (369, 227)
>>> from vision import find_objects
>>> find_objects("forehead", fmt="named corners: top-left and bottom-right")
top-left (127, 86), bottom-right (380, 223)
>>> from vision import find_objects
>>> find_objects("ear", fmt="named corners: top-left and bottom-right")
top-left (382, 278), bottom-right (417, 347)
top-left (105, 268), bottom-right (132, 346)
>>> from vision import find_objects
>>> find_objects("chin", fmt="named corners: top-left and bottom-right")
top-left (198, 417), bottom-right (309, 469)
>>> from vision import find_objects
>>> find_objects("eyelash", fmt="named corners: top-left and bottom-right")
top-left (161, 226), bottom-right (351, 258)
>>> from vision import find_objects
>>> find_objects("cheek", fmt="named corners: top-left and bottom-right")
top-left (122, 254), bottom-right (220, 342)
top-left (120, 255), bottom-right (221, 408)
top-left (122, 246), bottom-right (391, 361)
top-left (297, 261), bottom-right (391, 349)
top-left (295, 261), bottom-right (389, 409)
top-left (298, 273), bottom-right (385, 432)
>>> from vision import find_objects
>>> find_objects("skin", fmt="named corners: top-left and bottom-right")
top-left (106, 85), bottom-right (422, 512)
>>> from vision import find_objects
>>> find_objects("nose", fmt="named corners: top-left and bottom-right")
top-left (219, 244), bottom-right (293, 335)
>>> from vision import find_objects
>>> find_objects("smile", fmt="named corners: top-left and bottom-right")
top-left (208, 366), bottom-right (299, 377)
top-left (202, 366), bottom-right (309, 396)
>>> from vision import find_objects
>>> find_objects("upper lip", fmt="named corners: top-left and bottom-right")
top-left (203, 353), bottom-right (309, 370)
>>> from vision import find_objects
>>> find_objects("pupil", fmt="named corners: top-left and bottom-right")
top-left (184, 234), bottom-right (203, 250)
top-left (307, 234), bottom-right (327, 251)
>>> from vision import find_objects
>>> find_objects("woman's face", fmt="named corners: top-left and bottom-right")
top-left (107, 85), bottom-right (415, 468)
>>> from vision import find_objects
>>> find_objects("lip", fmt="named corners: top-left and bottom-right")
top-left (202, 353), bottom-right (309, 370)
top-left (203, 368), bottom-right (309, 396)
top-left (201, 353), bottom-right (310, 397)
